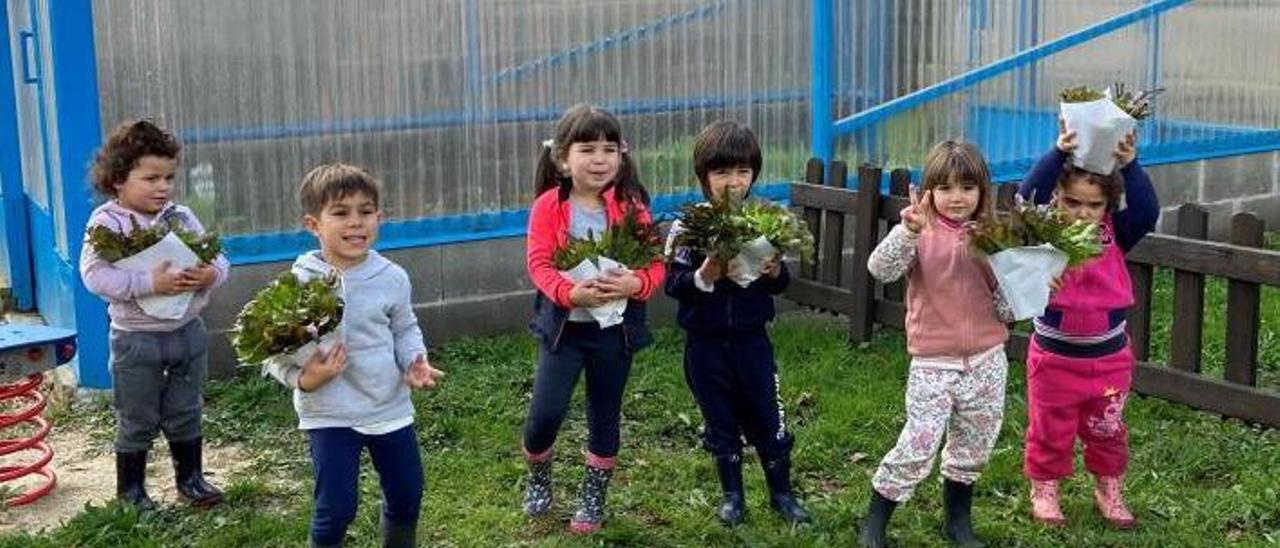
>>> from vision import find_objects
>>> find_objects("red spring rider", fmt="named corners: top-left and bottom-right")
top-left (0, 325), bottom-right (76, 507)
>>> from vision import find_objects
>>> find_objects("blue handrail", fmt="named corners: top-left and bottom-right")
top-left (830, 0), bottom-right (1194, 137)
top-left (487, 0), bottom-right (737, 87)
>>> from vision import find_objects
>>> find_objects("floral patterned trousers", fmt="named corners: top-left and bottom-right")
top-left (872, 346), bottom-right (1009, 502)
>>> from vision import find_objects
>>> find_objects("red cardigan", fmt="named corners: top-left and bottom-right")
top-left (525, 186), bottom-right (665, 309)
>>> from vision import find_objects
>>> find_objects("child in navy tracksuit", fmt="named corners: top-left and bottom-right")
top-left (664, 121), bottom-right (810, 526)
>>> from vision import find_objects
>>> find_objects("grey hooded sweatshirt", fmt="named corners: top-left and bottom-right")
top-left (266, 250), bottom-right (428, 430)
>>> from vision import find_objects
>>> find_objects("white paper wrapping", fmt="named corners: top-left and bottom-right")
top-left (987, 244), bottom-right (1069, 321)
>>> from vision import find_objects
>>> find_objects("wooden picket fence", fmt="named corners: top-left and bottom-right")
top-left (785, 159), bottom-right (1280, 427)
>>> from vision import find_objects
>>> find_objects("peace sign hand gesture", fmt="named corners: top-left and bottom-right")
top-left (901, 187), bottom-right (933, 234)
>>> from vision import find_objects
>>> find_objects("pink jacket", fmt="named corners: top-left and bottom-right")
top-left (868, 220), bottom-right (1009, 360)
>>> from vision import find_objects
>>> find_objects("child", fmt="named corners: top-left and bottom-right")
top-left (263, 163), bottom-right (444, 548)
top-left (859, 140), bottom-right (1013, 548)
top-left (80, 120), bottom-right (229, 511)
top-left (664, 120), bottom-right (810, 526)
top-left (1019, 126), bottom-right (1158, 529)
top-left (520, 104), bottom-right (665, 534)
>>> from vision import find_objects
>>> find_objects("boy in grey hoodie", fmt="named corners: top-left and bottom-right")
top-left (264, 163), bottom-right (443, 548)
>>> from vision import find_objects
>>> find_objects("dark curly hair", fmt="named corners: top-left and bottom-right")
top-left (90, 119), bottom-right (181, 196)
top-left (1060, 164), bottom-right (1124, 212)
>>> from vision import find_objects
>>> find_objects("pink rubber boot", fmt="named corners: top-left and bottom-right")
top-left (1093, 475), bottom-right (1136, 530)
top-left (1030, 479), bottom-right (1066, 527)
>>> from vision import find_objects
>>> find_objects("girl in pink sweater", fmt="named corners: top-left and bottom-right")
top-left (859, 140), bottom-right (1013, 548)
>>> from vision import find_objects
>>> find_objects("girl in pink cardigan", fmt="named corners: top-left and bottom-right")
top-left (859, 140), bottom-right (1013, 548)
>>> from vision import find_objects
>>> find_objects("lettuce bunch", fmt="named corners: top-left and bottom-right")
top-left (1060, 82), bottom-right (1163, 120)
top-left (229, 271), bottom-right (344, 365)
top-left (967, 198), bottom-right (1104, 267)
top-left (87, 215), bottom-right (223, 264)
top-left (669, 194), bottom-right (814, 263)
top-left (553, 207), bottom-right (664, 271)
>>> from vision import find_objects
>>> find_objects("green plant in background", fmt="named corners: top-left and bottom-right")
top-left (633, 136), bottom-right (812, 193)
top-left (229, 271), bottom-right (344, 365)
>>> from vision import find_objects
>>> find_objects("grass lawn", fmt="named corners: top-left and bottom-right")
top-left (3, 306), bottom-right (1278, 547)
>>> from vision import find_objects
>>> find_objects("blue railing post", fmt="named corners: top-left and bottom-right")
top-left (810, 0), bottom-right (834, 164)
top-left (48, 0), bottom-right (109, 388)
top-left (0, 5), bottom-right (35, 311)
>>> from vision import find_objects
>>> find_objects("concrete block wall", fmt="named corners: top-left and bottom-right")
top-left (1147, 151), bottom-right (1280, 239)
top-left (203, 236), bottom-right (684, 378)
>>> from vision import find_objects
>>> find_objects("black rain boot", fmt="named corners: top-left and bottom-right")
top-left (568, 461), bottom-right (614, 534)
top-left (522, 457), bottom-right (554, 516)
top-left (761, 456), bottom-right (810, 524)
top-left (116, 450), bottom-right (156, 512)
top-left (858, 489), bottom-right (898, 548)
top-left (170, 437), bottom-right (224, 507)
top-left (714, 453), bottom-right (746, 526)
top-left (381, 515), bottom-right (418, 548)
top-left (942, 479), bottom-right (984, 548)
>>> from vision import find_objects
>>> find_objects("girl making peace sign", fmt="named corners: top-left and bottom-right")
top-left (858, 140), bottom-right (1015, 548)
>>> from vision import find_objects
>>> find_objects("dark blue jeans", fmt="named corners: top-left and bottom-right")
top-left (523, 322), bottom-right (633, 458)
top-left (307, 424), bottom-right (423, 545)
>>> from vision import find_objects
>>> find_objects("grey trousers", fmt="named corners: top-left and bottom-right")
top-left (110, 318), bottom-right (209, 452)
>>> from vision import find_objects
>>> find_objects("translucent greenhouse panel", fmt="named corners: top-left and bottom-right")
top-left (93, 0), bottom-right (811, 236)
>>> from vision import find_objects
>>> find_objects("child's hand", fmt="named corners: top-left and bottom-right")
top-left (697, 256), bottom-right (724, 285)
top-left (151, 261), bottom-right (188, 295)
top-left (180, 263), bottom-right (219, 290)
top-left (404, 354), bottom-right (445, 389)
top-left (595, 270), bottom-right (642, 301)
top-left (1049, 274), bottom-right (1064, 293)
top-left (1057, 117), bottom-right (1079, 153)
top-left (299, 343), bottom-right (347, 392)
top-left (1115, 130), bottom-right (1137, 167)
top-left (900, 187), bottom-right (932, 234)
top-left (570, 279), bottom-right (608, 308)
top-left (725, 259), bottom-right (743, 281)
top-left (761, 255), bottom-right (783, 279)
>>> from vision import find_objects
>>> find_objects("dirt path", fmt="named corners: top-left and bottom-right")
top-left (0, 423), bottom-right (248, 534)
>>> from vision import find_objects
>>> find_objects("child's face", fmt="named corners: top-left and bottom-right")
top-left (114, 155), bottom-right (176, 214)
top-left (304, 192), bottom-right (381, 269)
top-left (929, 175), bottom-right (981, 222)
top-left (560, 139), bottom-right (621, 194)
top-left (706, 166), bottom-right (754, 201)
top-left (1056, 177), bottom-right (1107, 223)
